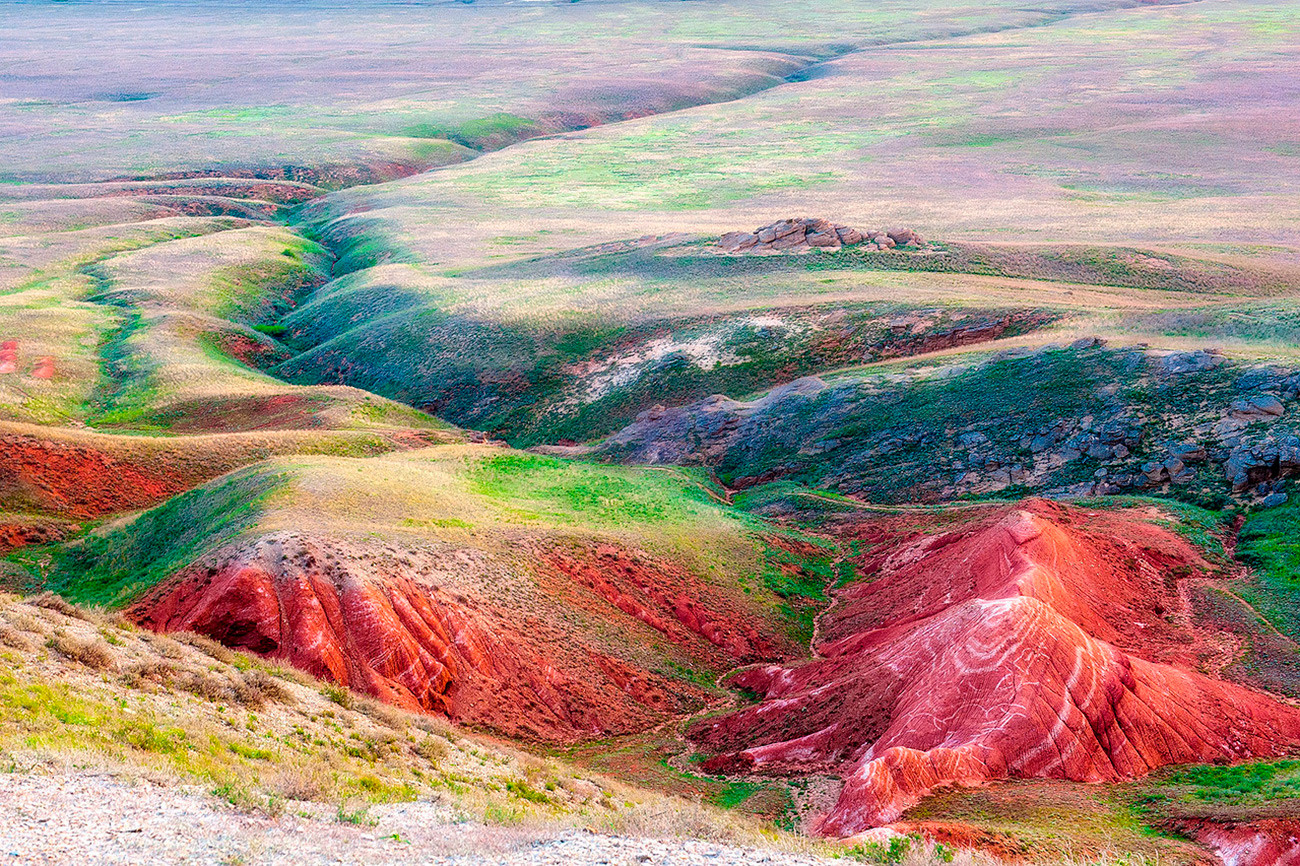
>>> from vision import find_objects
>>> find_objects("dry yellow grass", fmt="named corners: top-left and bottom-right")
top-left (0, 590), bottom-right (848, 855)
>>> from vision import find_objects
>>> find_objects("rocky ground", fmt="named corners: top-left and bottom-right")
top-left (592, 341), bottom-right (1300, 508)
top-left (0, 772), bottom-right (844, 866)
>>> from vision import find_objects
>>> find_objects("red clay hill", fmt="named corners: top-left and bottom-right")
top-left (689, 500), bottom-right (1300, 835)
top-left (128, 533), bottom-right (789, 742)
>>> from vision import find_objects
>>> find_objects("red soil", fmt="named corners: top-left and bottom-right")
top-left (0, 433), bottom-right (194, 518)
top-left (690, 500), bottom-right (1300, 834)
top-left (0, 341), bottom-right (16, 375)
top-left (0, 517), bottom-right (72, 554)
top-left (128, 534), bottom-right (788, 742)
top-left (1185, 819), bottom-right (1300, 866)
top-left (0, 426), bottom-right (451, 519)
top-left (539, 544), bottom-right (781, 664)
top-left (212, 332), bottom-right (290, 369)
top-left (30, 356), bottom-right (55, 379)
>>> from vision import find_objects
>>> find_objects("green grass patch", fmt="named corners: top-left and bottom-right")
top-left (1234, 498), bottom-right (1300, 641)
top-left (403, 113), bottom-right (539, 150)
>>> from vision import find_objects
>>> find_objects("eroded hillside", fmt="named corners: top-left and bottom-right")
top-left (4, 0), bottom-right (1300, 863)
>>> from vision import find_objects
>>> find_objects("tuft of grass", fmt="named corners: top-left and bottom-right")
top-left (45, 632), bottom-right (116, 670)
top-left (321, 683), bottom-right (354, 710)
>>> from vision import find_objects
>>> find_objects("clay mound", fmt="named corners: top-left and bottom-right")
top-left (690, 502), bottom-right (1300, 834)
top-left (128, 534), bottom-right (784, 742)
top-left (0, 341), bottom-right (16, 375)
top-left (718, 218), bottom-right (923, 254)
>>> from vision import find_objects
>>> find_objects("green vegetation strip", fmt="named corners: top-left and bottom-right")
top-left (5, 466), bottom-right (288, 607)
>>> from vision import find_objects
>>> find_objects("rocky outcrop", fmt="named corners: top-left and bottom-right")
top-left (689, 502), bottom-right (1300, 834)
top-left (718, 219), bottom-right (924, 254)
top-left (128, 533), bottom-right (786, 743)
top-left (592, 341), bottom-right (1300, 505)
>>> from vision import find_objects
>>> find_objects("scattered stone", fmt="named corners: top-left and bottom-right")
top-left (1230, 394), bottom-right (1285, 421)
top-left (1169, 442), bottom-right (1207, 463)
top-left (1261, 492), bottom-right (1289, 508)
top-left (1158, 349), bottom-right (1223, 376)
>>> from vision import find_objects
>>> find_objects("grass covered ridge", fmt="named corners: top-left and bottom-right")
top-left (5, 465), bottom-right (289, 607)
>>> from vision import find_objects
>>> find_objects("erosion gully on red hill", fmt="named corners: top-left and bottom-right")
top-left (686, 500), bottom-right (1300, 835)
top-left (127, 535), bottom-right (791, 742)
top-left (122, 494), bottom-right (1300, 853)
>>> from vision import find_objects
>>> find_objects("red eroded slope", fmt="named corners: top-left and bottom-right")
top-left (690, 501), bottom-right (1300, 834)
top-left (1185, 819), bottom-right (1300, 866)
top-left (0, 432), bottom-right (193, 518)
top-left (129, 533), bottom-right (787, 742)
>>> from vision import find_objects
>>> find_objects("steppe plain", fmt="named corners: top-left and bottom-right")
top-left (3, 0), bottom-right (1300, 863)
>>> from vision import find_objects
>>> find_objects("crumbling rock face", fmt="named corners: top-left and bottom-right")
top-left (689, 502), bottom-right (1300, 834)
top-left (718, 219), bottom-right (924, 254)
top-left (129, 533), bottom-right (785, 742)
top-left (0, 516), bottom-right (72, 554)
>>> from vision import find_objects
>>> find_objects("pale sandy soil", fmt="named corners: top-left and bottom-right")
top-left (0, 771), bottom-right (843, 866)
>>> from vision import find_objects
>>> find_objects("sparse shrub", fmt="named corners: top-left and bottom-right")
top-left (412, 735), bottom-right (449, 767)
top-left (321, 683), bottom-right (354, 709)
top-left (411, 713), bottom-right (454, 738)
top-left (603, 798), bottom-right (736, 843)
top-left (266, 664), bottom-right (313, 687)
top-left (28, 592), bottom-right (87, 621)
top-left (483, 802), bottom-right (525, 826)
top-left (356, 697), bottom-right (404, 728)
top-left (173, 631), bottom-right (236, 664)
top-left (9, 614), bottom-right (44, 634)
top-left (153, 636), bottom-right (187, 660)
top-left (120, 660), bottom-right (179, 691)
top-left (228, 741), bottom-right (274, 761)
top-left (180, 671), bottom-right (238, 704)
top-left (45, 633), bottom-right (116, 670)
top-left (843, 836), bottom-right (912, 864)
top-left (239, 669), bottom-right (294, 707)
top-left (268, 765), bottom-right (330, 802)
top-left (0, 625), bottom-right (31, 651)
top-left (505, 778), bottom-right (551, 804)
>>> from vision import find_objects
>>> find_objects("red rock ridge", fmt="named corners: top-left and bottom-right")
top-left (129, 533), bottom-right (785, 742)
top-left (690, 502), bottom-right (1300, 834)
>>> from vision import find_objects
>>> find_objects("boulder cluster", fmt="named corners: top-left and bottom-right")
top-left (717, 218), bottom-right (923, 253)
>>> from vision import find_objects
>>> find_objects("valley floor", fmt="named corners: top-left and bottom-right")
top-left (0, 771), bottom-right (842, 866)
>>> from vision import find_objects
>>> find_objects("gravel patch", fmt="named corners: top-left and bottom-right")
top-left (1, 772), bottom-right (841, 866)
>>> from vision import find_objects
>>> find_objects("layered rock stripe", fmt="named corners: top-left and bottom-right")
top-left (690, 502), bottom-right (1300, 833)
